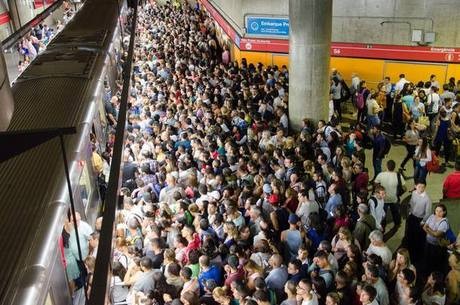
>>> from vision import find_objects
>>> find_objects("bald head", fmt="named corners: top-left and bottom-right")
top-left (270, 254), bottom-right (283, 268)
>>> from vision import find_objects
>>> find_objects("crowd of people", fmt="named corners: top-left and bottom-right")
top-left (68, 1), bottom-right (460, 305)
top-left (16, 0), bottom-right (76, 74)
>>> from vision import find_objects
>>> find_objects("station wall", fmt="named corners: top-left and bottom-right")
top-left (209, 0), bottom-right (460, 47)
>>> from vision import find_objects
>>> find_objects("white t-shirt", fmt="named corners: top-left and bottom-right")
top-left (367, 244), bottom-right (393, 266)
top-left (375, 171), bottom-right (405, 203)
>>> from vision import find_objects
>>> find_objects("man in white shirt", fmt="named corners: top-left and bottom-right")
top-left (366, 230), bottom-right (392, 267)
top-left (395, 73), bottom-right (409, 93)
top-left (374, 160), bottom-right (405, 228)
top-left (368, 185), bottom-right (386, 231)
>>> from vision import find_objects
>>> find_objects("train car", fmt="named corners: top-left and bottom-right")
top-left (0, 0), bottom-right (128, 304)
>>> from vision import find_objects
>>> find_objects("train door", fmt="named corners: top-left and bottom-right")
top-left (383, 61), bottom-right (448, 86)
top-left (48, 245), bottom-right (72, 305)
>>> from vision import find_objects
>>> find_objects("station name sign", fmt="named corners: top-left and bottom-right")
top-left (245, 16), bottom-right (289, 38)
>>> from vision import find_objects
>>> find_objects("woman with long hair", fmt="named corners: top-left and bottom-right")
top-left (388, 248), bottom-right (417, 283)
top-left (422, 271), bottom-right (446, 305)
top-left (296, 278), bottom-right (319, 305)
top-left (414, 137), bottom-right (432, 184)
top-left (244, 259), bottom-right (265, 291)
top-left (400, 119), bottom-right (420, 172)
top-left (393, 94), bottom-right (405, 139)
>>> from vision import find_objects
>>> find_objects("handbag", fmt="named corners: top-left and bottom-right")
top-left (419, 115), bottom-right (429, 127)
top-left (396, 172), bottom-right (405, 198)
top-left (438, 219), bottom-right (457, 247)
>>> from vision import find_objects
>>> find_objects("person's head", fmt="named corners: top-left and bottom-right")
top-left (396, 248), bottom-right (411, 267)
top-left (180, 267), bottom-right (193, 281)
top-left (405, 286), bottom-right (421, 305)
top-left (298, 244), bottom-right (309, 260)
top-left (369, 230), bottom-right (384, 246)
top-left (374, 185), bottom-right (385, 199)
top-left (386, 159), bottom-right (396, 172)
top-left (371, 125), bottom-right (381, 135)
top-left (314, 250), bottom-right (329, 268)
top-left (338, 227), bottom-right (352, 241)
top-left (335, 270), bottom-right (350, 289)
top-left (357, 203), bottom-right (369, 217)
top-left (364, 263), bottom-right (380, 283)
top-left (287, 259), bottom-right (302, 275)
top-left (253, 290), bottom-right (270, 305)
top-left (427, 271), bottom-right (445, 294)
top-left (359, 285), bottom-right (377, 305)
top-left (415, 181), bottom-right (426, 194)
top-left (325, 292), bottom-right (341, 305)
top-left (284, 280), bottom-right (297, 297)
top-left (140, 257), bottom-right (153, 271)
top-left (318, 240), bottom-right (332, 253)
top-left (212, 287), bottom-right (231, 304)
top-left (199, 255), bottom-right (210, 269)
top-left (398, 268), bottom-right (416, 287)
top-left (296, 279), bottom-right (313, 297)
top-left (448, 251), bottom-right (460, 269)
top-left (434, 203), bottom-right (447, 218)
top-left (269, 254), bottom-right (283, 268)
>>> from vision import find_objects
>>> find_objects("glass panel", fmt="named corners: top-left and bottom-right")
top-left (79, 163), bottom-right (92, 209)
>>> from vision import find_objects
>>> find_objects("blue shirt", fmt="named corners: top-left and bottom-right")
top-left (198, 264), bottom-right (222, 294)
top-left (325, 193), bottom-right (342, 218)
top-left (402, 95), bottom-right (414, 110)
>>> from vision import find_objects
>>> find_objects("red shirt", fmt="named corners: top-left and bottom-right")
top-left (443, 171), bottom-right (460, 199)
top-left (353, 172), bottom-right (369, 193)
top-left (183, 233), bottom-right (201, 264)
top-left (224, 267), bottom-right (245, 288)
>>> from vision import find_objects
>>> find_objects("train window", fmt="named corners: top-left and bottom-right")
top-left (79, 163), bottom-right (92, 209)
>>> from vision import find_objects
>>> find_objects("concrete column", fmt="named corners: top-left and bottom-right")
top-left (8, 0), bottom-right (35, 30)
top-left (0, 51), bottom-right (14, 131)
top-left (288, 0), bottom-right (332, 130)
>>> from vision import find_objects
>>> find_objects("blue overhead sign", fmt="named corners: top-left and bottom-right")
top-left (245, 16), bottom-right (289, 38)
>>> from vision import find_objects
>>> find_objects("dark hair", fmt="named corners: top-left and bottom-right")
top-left (430, 271), bottom-right (446, 294)
top-left (386, 159), bottom-right (396, 171)
top-left (112, 261), bottom-right (126, 279)
top-left (289, 259), bottom-right (302, 271)
top-left (366, 263), bottom-right (380, 279)
top-left (140, 257), bottom-right (153, 270)
top-left (434, 203), bottom-right (447, 217)
top-left (181, 267), bottom-right (193, 280)
top-left (401, 268), bottom-right (416, 285)
top-left (253, 290), bottom-right (270, 302)
top-left (362, 285), bottom-right (377, 301)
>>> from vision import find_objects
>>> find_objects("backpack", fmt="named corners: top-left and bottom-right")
top-left (368, 196), bottom-right (378, 210)
top-left (356, 91), bottom-right (365, 109)
top-left (382, 136), bottom-right (392, 155)
top-left (426, 151), bottom-right (440, 173)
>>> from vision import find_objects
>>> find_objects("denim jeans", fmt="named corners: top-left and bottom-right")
top-left (414, 163), bottom-right (428, 184)
top-left (373, 157), bottom-right (382, 179)
top-left (367, 115), bottom-right (381, 129)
